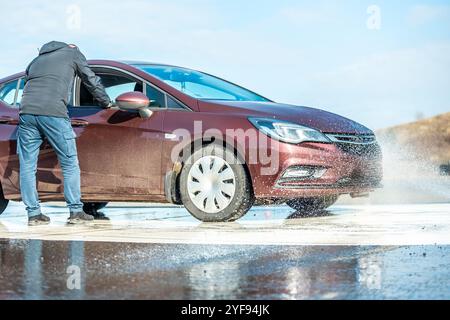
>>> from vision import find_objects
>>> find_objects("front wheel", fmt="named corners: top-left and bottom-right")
top-left (179, 145), bottom-right (254, 222)
top-left (286, 195), bottom-right (338, 215)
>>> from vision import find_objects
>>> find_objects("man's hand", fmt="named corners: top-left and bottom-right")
top-left (104, 102), bottom-right (115, 109)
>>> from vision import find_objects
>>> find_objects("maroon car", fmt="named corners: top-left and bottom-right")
top-left (0, 60), bottom-right (382, 222)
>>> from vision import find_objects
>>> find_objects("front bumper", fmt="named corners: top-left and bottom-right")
top-left (247, 138), bottom-right (383, 199)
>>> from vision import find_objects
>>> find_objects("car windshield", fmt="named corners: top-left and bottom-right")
top-left (135, 64), bottom-right (269, 102)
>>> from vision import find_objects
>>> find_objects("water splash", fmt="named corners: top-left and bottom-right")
top-left (341, 135), bottom-right (450, 205)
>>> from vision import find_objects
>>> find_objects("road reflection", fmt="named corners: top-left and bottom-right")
top-left (1, 238), bottom-right (435, 300)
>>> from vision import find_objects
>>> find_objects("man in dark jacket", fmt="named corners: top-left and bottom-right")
top-left (18, 41), bottom-right (111, 225)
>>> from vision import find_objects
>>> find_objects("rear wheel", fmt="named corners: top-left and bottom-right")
top-left (0, 184), bottom-right (9, 216)
top-left (83, 202), bottom-right (108, 215)
top-left (286, 195), bottom-right (338, 216)
top-left (180, 145), bottom-right (254, 222)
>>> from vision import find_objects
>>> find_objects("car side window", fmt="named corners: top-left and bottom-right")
top-left (16, 78), bottom-right (24, 107)
top-left (145, 84), bottom-right (166, 108)
top-left (78, 72), bottom-right (143, 107)
top-left (145, 84), bottom-right (188, 110)
top-left (0, 80), bottom-right (19, 106)
top-left (167, 95), bottom-right (186, 110)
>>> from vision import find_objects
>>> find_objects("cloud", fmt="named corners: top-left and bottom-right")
top-left (0, 0), bottom-right (305, 92)
top-left (307, 43), bottom-right (450, 128)
top-left (278, 3), bottom-right (336, 25)
top-left (279, 7), bottom-right (329, 24)
top-left (0, 0), bottom-right (221, 74)
top-left (1, 1), bottom-right (449, 129)
top-left (407, 4), bottom-right (450, 26)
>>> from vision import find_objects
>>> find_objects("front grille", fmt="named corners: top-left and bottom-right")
top-left (327, 133), bottom-right (383, 187)
top-left (335, 142), bottom-right (381, 157)
top-left (326, 133), bottom-right (381, 158)
top-left (326, 133), bottom-right (377, 144)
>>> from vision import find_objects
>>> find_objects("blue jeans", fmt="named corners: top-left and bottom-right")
top-left (17, 114), bottom-right (83, 217)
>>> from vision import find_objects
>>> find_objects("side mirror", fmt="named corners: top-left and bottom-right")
top-left (115, 92), bottom-right (153, 118)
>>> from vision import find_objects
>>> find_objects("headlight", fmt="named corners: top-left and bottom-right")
top-left (248, 117), bottom-right (331, 144)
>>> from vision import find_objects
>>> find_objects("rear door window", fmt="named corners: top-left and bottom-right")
top-left (0, 80), bottom-right (19, 106)
top-left (15, 79), bottom-right (24, 106)
top-left (0, 78), bottom-right (25, 108)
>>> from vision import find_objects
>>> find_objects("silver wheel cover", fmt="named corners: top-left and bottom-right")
top-left (187, 155), bottom-right (236, 214)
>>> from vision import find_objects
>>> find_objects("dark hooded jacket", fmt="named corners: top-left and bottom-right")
top-left (20, 41), bottom-right (110, 118)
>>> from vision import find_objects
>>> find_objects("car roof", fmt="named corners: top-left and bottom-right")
top-left (0, 61), bottom-right (191, 83)
top-left (119, 60), bottom-right (186, 69)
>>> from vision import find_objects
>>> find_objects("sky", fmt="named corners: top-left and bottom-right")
top-left (1, 0), bottom-right (449, 129)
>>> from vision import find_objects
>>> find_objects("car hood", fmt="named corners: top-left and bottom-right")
top-left (199, 100), bottom-right (373, 135)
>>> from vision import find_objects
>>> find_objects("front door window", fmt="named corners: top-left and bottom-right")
top-left (78, 73), bottom-right (143, 107)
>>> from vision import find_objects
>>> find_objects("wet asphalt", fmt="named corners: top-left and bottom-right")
top-left (0, 202), bottom-right (449, 300)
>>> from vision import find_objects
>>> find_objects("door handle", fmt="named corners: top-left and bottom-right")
top-left (0, 117), bottom-right (18, 125)
top-left (70, 119), bottom-right (89, 127)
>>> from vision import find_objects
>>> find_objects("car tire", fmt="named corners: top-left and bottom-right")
top-left (83, 202), bottom-right (108, 215)
top-left (0, 184), bottom-right (9, 216)
top-left (179, 145), bottom-right (254, 222)
top-left (286, 195), bottom-right (338, 215)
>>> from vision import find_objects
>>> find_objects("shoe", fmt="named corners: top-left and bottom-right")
top-left (68, 211), bottom-right (94, 224)
top-left (28, 214), bottom-right (51, 226)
